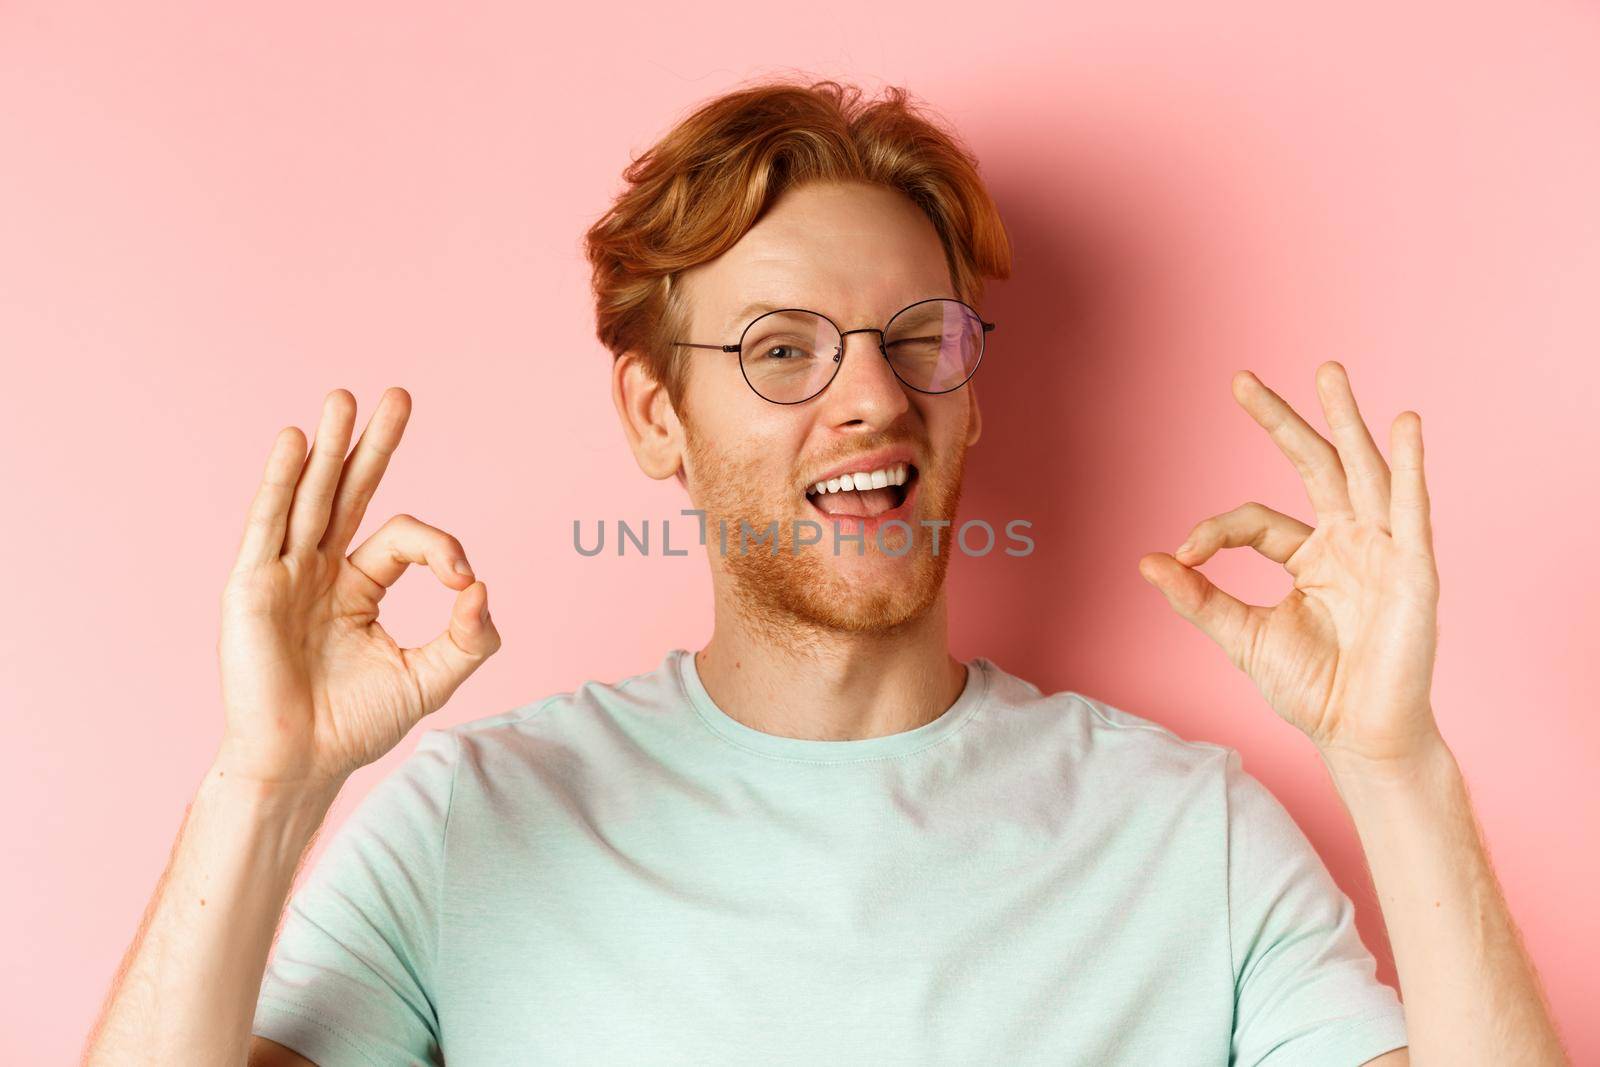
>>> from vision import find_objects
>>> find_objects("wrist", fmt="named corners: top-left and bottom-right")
top-left (190, 769), bottom-right (342, 880)
top-left (207, 739), bottom-right (351, 803)
top-left (1319, 728), bottom-right (1459, 796)
top-left (197, 757), bottom-right (345, 834)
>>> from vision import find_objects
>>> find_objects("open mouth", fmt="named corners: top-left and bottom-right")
top-left (804, 463), bottom-right (917, 519)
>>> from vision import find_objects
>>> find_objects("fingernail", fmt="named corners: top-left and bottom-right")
top-left (453, 558), bottom-right (474, 576)
top-left (1175, 541), bottom-right (1194, 558)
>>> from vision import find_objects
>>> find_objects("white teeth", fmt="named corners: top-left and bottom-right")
top-left (806, 464), bottom-right (917, 495)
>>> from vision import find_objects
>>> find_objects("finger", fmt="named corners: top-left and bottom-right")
top-left (1173, 501), bottom-right (1314, 567)
top-left (1314, 361), bottom-right (1392, 526)
top-left (284, 390), bottom-right (358, 554)
top-left (233, 426), bottom-right (308, 570)
top-left (1138, 551), bottom-right (1265, 673)
top-left (402, 580), bottom-right (501, 715)
top-left (320, 386), bottom-right (413, 556)
top-left (1232, 370), bottom-right (1354, 521)
top-left (345, 513), bottom-right (476, 595)
top-left (1389, 410), bottom-right (1434, 555)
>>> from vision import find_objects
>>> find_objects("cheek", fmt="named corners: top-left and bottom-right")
top-left (920, 397), bottom-right (973, 452)
top-left (684, 418), bottom-right (806, 507)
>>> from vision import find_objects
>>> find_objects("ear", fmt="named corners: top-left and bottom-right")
top-left (612, 352), bottom-right (685, 481)
top-left (964, 380), bottom-right (983, 448)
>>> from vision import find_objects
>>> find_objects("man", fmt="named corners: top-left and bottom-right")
top-left (85, 78), bottom-right (1565, 1065)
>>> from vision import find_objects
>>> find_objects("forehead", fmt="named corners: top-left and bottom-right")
top-left (684, 181), bottom-right (957, 334)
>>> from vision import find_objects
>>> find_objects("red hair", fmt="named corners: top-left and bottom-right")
top-left (582, 75), bottom-right (1013, 410)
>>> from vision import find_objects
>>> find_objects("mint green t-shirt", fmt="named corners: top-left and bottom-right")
top-left (252, 649), bottom-right (1407, 1066)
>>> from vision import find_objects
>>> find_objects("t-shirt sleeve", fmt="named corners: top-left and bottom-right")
top-left (251, 728), bottom-right (458, 1067)
top-left (1223, 748), bottom-right (1409, 1067)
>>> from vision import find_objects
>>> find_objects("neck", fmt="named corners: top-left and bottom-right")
top-left (695, 587), bottom-right (967, 742)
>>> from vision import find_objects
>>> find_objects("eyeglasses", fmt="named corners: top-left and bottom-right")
top-left (671, 297), bottom-right (996, 405)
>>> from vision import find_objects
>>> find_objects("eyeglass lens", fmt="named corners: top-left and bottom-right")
top-left (738, 299), bottom-right (984, 404)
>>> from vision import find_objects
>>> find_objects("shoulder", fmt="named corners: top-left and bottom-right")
top-left (974, 656), bottom-right (1236, 788)
top-left (418, 652), bottom-right (683, 779)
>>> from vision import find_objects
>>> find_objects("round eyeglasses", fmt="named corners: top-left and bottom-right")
top-left (672, 297), bottom-right (995, 405)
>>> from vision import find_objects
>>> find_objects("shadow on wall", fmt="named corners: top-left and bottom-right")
top-left (943, 159), bottom-right (1401, 990)
top-left (948, 167), bottom-right (1145, 679)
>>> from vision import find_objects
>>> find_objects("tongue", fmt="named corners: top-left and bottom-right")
top-left (813, 487), bottom-right (896, 518)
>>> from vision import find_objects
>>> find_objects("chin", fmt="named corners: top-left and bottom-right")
top-left (807, 574), bottom-right (946, 634)
top-left (758, 561), bottom-right (944, 634)
top-left (724, 508), bottom-right (954, 637)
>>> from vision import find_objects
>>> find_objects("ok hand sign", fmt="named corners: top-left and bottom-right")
top-left (216, 388), bottom-right (501, 787)
top-left (1139, 362), bottom-right (1442, 769)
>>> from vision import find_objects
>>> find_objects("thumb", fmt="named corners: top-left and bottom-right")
top-left (405, 580), bottom-right (502, 715)
top-left (1139, 552), bottom-right (1258, 670)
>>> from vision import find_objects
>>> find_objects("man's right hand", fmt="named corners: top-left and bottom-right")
top-left (215, 386), bottom-right (501, 787)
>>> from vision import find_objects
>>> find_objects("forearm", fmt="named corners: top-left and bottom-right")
top-left (83, 762), bottom-right (343, 1066)
top-left (1323, 733), bottom-right (1567, 1065)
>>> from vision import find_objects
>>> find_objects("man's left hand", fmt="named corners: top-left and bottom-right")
top-left (1139, 361), bottom-right (1443, 769)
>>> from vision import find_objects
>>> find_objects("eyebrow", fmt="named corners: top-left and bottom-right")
top-left (726, 297), bottom-right (953, 336)
top-left (728, 301), bottom-right (780, 333)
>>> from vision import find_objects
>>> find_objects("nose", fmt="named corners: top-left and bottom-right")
top-left (815, 329), bottom-right (911, 429)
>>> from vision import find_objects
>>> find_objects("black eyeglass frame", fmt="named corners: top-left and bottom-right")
top-left (671, 297), bottom-right (996, 405)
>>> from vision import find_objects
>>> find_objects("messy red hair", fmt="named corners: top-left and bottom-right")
top-left (582, 75), bottom-right (1013, 411)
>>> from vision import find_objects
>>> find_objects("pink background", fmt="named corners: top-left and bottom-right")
top-left (4, 2), bottom-right (1597, 1061)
